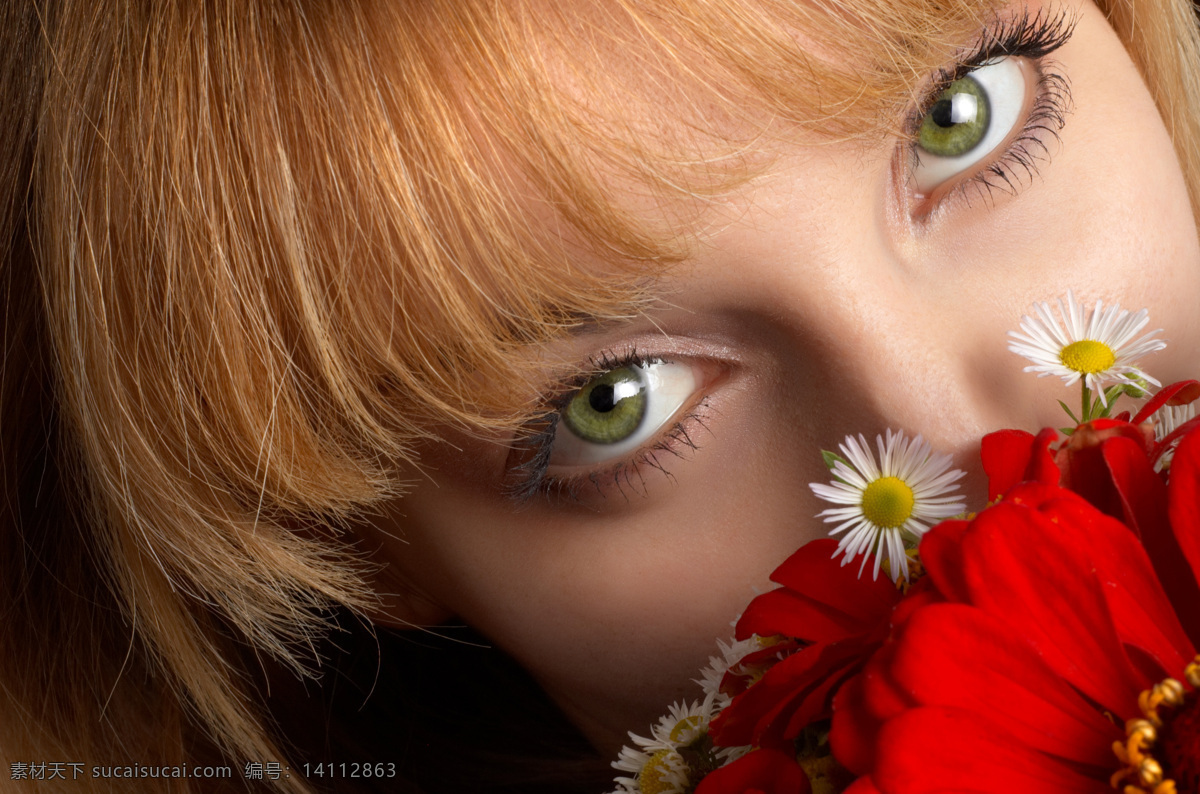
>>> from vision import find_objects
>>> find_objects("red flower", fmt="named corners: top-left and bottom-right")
top-left (981, 380), bottom-right (1200, 519)
top-left (979, 426), bottom-right (1061, 501)
top-left (833, 430), bottom-right (1200, 792)
top-left (694, 749), bottom-right (811, 794)
top-left (709, 539), bottom-right (931, 751)
top-left (980, 390), bottom-right (1200, 640)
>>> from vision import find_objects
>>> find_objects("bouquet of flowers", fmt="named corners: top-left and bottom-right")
top-left (608, 292), bottom-right (1200, 794)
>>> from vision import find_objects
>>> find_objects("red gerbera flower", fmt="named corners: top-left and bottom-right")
top-left (980, 380), bottom-right (1200, 642)
top-left (709, 539), bottom-right (927, 751)
top-left (832, 429), bottom-right (1200, 793)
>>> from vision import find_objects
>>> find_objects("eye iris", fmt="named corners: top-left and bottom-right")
top-left (562, 366), bottom-right (647, 444)
top-left (918, 75), bottom-right (990, 158)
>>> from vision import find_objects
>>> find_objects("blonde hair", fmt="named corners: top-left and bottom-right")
top-left (2, 0), bottom-right (1198, 789)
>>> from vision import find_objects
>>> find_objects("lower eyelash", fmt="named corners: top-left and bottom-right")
top-left (957, 64), bottom-right (1073, 205)
top-left (503, 412), bottom-right (561, 503)
top-left (504, 396), bottom-right (714, 505)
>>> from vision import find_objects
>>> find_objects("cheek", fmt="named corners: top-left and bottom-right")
top-left (1071, 103), bottom-right (1200, 377)
top-left (381, 415), bottom-right (823, 748)
top-left (922, 31), bottom-right (1200, 382)
top-left (1060, 91), bottom-right (1200, 294)
top-left (1027, 88), bottom-right (1200, 381)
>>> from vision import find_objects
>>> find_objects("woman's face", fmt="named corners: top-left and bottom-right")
top-left (369, 0), bottom-right (1200, 757)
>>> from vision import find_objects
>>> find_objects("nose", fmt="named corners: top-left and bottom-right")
top-left (766, 257), bottom-right (1062, 509)
top-left (831, 289), bottom-right (1033, 439)
top-left (699, 142), bottom-right (1077, 511)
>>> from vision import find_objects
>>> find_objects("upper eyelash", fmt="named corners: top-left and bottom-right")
top-left (916, 5), bottom-right (1076, 120)
top-left (509, 406), bottom-right (709, 505)
top-left (544, 348), bottom-right (658, 409)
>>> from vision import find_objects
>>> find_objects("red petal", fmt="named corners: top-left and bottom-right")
top-left (1164, 428), bottom-right (1200, 646)
top-left (1027, 428), bottom-right (1064, 485)
top-left (871, 708), bottom-right (1112, 794)
top-left (737, 587), bottom-right (883, 644)
top-left (694, 748), bottom-right (811, 794)
top-left (1055, 421), bottom-right (1143, 520)
top-left (887, 603), bottom-right (1120, 766)
top-left (954, 496), bottom-right (1146, 714)
top-left (917, 519), bottom-right (971, 602)
top-left (1131, 379), bottom-right (1200, 425)
top-left (711, 638), bottom-right (877, 748)
top-left (885, 574), bottom-right (943, 632)
top-left (750, 540), bottom-right (900, 631)
top-left (830, 674), bottom-right (881, 775)
top-left (980, 428), bottom-right (1059, 501)
top-left (830, 644), bottom-right (913, 775)
top-left (1166, 425), bottom-right (1200, 576)
top-left (781, 662), bottom-right (860, 739)
top-left (1101, 434), bottom-right (1167, 539)
top-left (1046, 457), bottom-right (1196, 673)
top-left (843, 778), bottom-right (882, 794)
top-left (938, 482), bottom-right (1191, 677)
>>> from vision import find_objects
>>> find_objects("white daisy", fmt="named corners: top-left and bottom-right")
top-left (810, 430), bottom-right (966, 582)
top-left (609, 742), bottom-right (689, 794)
top-left (1007, 290), bottom-right (1166, 406)
top-left (1152, 402), bottom-right (1199, 472)
top-left (609, 700), bottom-right (712, 794)
top-left (647, 699), bottom-right (713, 747)
top-left (695, 636), bottom-right (761, 710)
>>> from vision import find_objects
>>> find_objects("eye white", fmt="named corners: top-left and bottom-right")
top-left (548, 361), bottom-right (698, 467)
top-left (912, 57), bottom-right (1029, 196)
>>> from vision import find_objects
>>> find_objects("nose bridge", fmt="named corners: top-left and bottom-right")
top-left (851, 299), bottom-right (989, 444)
top-left (708, 142), bottom-right (1048, 461)
top-left (793, 251), bottom-right (1033, 459)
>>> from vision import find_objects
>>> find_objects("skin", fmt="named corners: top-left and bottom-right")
top-left (365, 0), bottom-right (1200, 761)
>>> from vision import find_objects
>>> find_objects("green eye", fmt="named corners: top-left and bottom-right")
top-left (561, 366), bottom-right (647, 445)
top-left (909, 58), bottom-right (1029, 196)
top-left (917, 74), bottom-right (990, 158)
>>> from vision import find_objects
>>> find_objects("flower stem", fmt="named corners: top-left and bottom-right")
top-left (1081, 384), bottom-right (1091, 423)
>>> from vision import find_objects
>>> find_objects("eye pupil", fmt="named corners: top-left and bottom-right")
top-left (930, 98), bottom-right (955, 128)
top-left (930, 93), bottom-right (978, 128)
top-left (589, 383), bottom-right (616, 412)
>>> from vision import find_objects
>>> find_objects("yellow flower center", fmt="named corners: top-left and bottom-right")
top-left (639, 749), bottom-right (680, 794)
top-left (1111, 656), bottom-right (1200, 794)
top-left (861, 476), bottom-right (915, 529)
top-left (1060, 339), bottom-right (1116, 374)
top-left (669, 716), bottom-right (703, 743)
